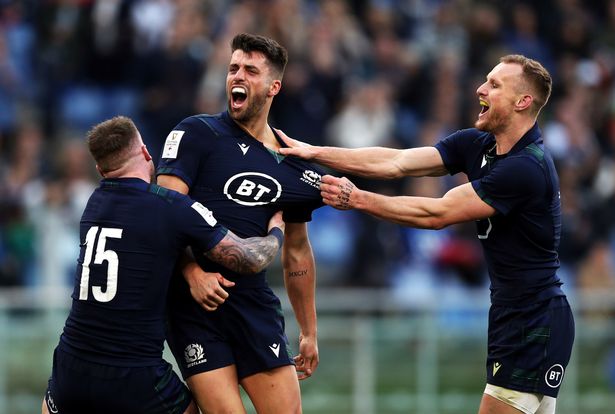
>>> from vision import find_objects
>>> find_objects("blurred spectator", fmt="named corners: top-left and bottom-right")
top-left (0, 199), bottom-right (34, 286)
top-left (0, 1), bottom-right (36, 134)
top-left (464, 2), bottom-right (505, 75)
top-left (0, 122), bottom-right (46, 286)
top-left (130, 0), bottom-right (175, 54)
top-left (577, 241), bottom-right (615, 293)
top-left (270, 17), bottom-right (344, 144)
top-left (503, 2), bottom-right (553, 70)
top-left (28, 139), bottom-right (96, 288)
top-left (326, 77), bottom-right (395, 149)
top-left (138, 0), bottom-right (211, 157)
top-left (36, 0), bottom-right (97, 134)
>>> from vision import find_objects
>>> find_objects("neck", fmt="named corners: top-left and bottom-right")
top-left (102, 165), bottom-right (151, 183)
top-left (493, 116), bottom-right (536, 155)
top-left (233, 114), bottom-right (279, 150)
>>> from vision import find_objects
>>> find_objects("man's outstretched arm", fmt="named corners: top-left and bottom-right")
top-left (320, 175), bottom-right (496, 229)
top-left (276, 129), bottom-right (448, 179)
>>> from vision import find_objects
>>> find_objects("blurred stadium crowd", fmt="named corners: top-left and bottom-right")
top-left (0, 0), bottom-right (614, 297)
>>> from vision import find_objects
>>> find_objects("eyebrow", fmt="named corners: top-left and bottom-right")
top-left (229, 62), bottom-right (261, 72)
top-left (485, 74), bottom-right (501, 85)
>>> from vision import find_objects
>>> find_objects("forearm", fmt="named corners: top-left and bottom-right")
top-left (282, 243), bottom-right (317, 337)
top-left (179, 248), bottom-right (201, 284)
top-left (204, 231), bottom-right (281, 274)
top-left (312, 146), bottom-right (406, 179)
top-left (313, 146), bottom-right (449, 179)
top-left (352, 183), bottom-right (493, 229)
top-left (355, 190), bottom-right (447, 229)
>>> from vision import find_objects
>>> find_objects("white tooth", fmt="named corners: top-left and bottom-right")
top-left (232, 87), bottom-right (246, 94)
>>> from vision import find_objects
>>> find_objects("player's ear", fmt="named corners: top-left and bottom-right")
top-left (141, 144), bottom-right (152, 161)
top-left (268, 79), bottom-right (282, 97)
top-left (515, 94), bottom-right (533, 112)
top-left (95, 164), bottom-right (105, 178)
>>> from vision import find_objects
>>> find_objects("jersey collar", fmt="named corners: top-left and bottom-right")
top-left (222, 110), bottom-right (288, 163)
top-left (221, 111), bottom-right (260, 142)
top-left (507, 122), bottom-right (542, 155)
top-left (100, 177), bottom-right (149, 190)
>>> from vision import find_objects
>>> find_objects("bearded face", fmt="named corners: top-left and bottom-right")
top-left (228, 82), bottom-right (269, 124)
top-left (226, 49), bottom-right (276, 124)
top-left (475, 63), bottom-right (525, 134)
top-left (475, 96), bottom-right (516, 134)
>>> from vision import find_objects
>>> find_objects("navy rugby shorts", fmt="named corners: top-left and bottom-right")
top-left (166, 283), bottom-right (294, 380)
top-left (485, 295), bottom-right (575, 397)
top-left (44, 348), bottom-right (192, 414)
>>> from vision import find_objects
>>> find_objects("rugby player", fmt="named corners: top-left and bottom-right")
top-left (279, 55), bottom-right (574, 414)
top-left (43, 116), bottom-right (286, 414)
top-left (157, 33), bottom-right (324, 413)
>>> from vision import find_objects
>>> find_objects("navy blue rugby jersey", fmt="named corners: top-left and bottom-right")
top-left (59, 178), bottom-right (227, 366)
top-left (156, 111), bottom-right (325, 286)
top-left (435, 123), bottom-right (564, 306)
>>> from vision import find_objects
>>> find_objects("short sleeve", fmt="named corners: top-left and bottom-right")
top-left (435, 129), bottom-right (483, 175)
top-left (156, 117), bottom-right (213, 188)
top-left (471, 156), bottom-right (546, 216)
top-left (174, 195), bottom-right (228, 252)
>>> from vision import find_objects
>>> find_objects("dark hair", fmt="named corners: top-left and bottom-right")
top-left (86, 116), bottom-right (139, 173)
top-left (231, 33), bottom-right (288, 78)
top-left (500, 54), bottom-right (552, 115)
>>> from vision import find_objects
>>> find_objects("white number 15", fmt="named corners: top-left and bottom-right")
top-left (79, 226), bottom-right (123, 302)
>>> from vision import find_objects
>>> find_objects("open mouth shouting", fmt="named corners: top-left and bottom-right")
top-left (231, 86), bottom-right (248, 110)
top-left (478, 99), bottom-right (490, 118)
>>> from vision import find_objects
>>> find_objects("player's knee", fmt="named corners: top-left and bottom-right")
top-left (275, 393), bottom-right (302, 414)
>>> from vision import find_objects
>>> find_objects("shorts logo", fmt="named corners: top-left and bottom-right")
top-left (545, 364), bottom-right (565, 388)
top-left (184, 343), bottom-right (207, 368)
top-left (224, 172), bottom-right (282, 206)
top-left (46, 390), bottom-right (59, 413)
top-left (492, 361), bottom-right (502, 376)
top-left (269, 343), bottom-right (280, 358)
top-left (301, 170), bottom-right (322, 189)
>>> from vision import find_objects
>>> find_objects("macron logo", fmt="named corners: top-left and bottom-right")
top-left (238, 143), bottom-right (250, 155)
top-left (269, 343), bottom-right (280, 358)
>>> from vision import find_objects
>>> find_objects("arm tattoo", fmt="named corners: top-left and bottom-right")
top-left (288, 269), bottom-right (308, 277)
top-left (204, 231), bottom-right (279, 274)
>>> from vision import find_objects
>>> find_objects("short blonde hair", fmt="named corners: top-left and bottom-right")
top-left (500, 54), bottom-right (552, 115)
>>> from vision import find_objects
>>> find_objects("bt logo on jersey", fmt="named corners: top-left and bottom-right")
top-left (224, 172), bottom-right (282, 206)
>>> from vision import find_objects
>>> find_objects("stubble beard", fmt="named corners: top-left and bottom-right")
top-left (228, 90), bottom-right (268, 124)
top-left (475, 107), bottom-right (511, 134)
